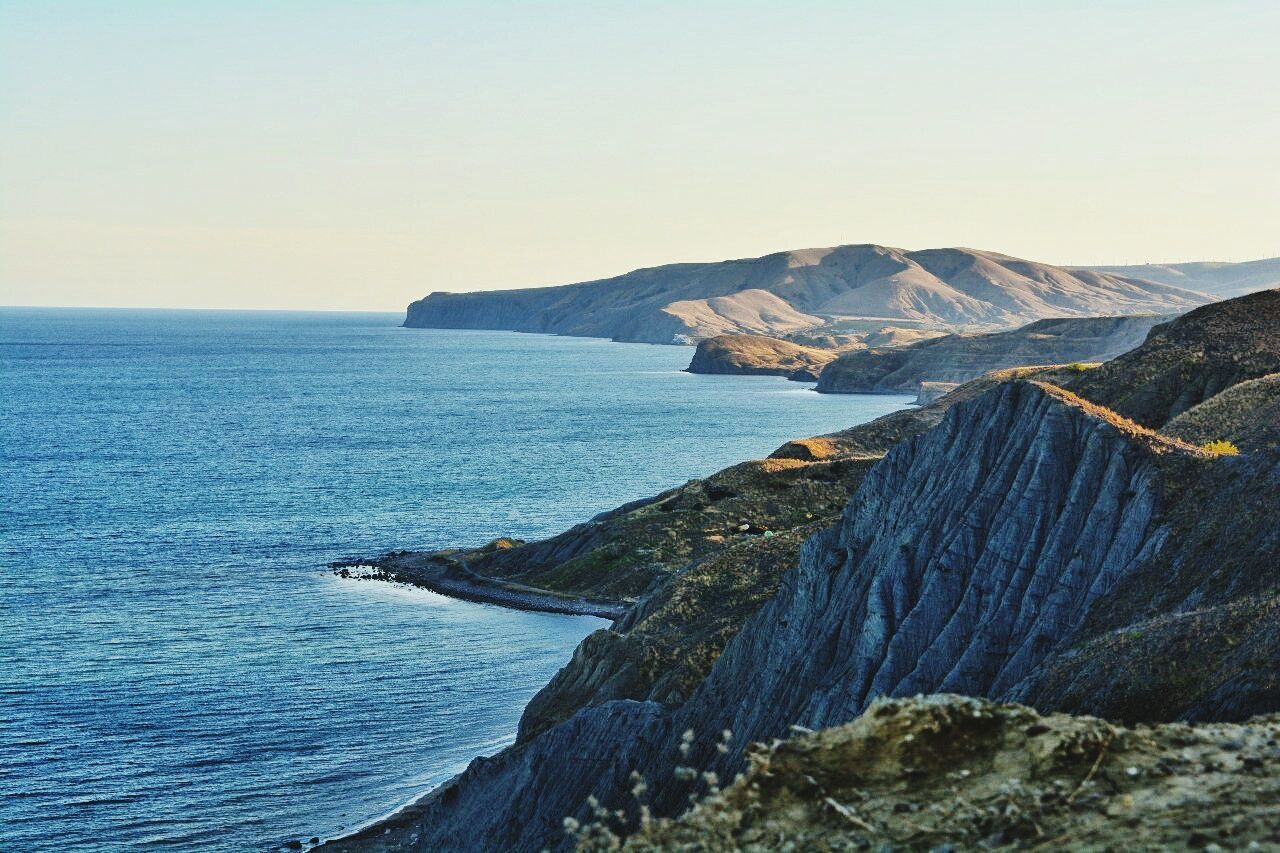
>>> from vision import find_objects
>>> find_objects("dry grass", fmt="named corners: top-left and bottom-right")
top-left (614, 695), bottom-right (1280, 852)
top-left (1030, 381), bottom-right (1211, 457)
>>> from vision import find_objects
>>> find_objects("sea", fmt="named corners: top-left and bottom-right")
top-left (0, 308), bottom-right (913, 851)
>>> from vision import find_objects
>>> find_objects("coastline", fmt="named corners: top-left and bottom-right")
top-left (314, 780), bottom-right (448, 851)
top-left (331, 553), bottom-right (628, 621)
top-left (316, 550), bottom-right (627, 849)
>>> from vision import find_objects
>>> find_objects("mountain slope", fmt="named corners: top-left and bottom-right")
top-left (405, 245), bottom-right (1211, 344)
top-left (1081, 256), bottom-right (1280, 298)
top-left (815, 314), bottom-right (1163, 393)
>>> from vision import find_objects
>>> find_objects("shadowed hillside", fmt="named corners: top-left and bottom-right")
top-left (1065, 288), bottom-right (1280, 427)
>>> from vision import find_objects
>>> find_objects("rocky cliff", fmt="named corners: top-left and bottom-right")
top-left (324, 293), bottom-right (1280, 853)
top-left (814, 314), bottom-right (1164, 394)
top-left (404, 245), bottom-right (1210, 344)
top-left (337, 368), bottom-right (1080, 750)
top-left (324, 374), bottom-right (1280, 852)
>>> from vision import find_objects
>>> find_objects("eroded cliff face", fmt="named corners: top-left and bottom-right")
top-left (657, 382), bottom-right (1181, 763)
top-left (324, 380), bottom-right (1278, 852)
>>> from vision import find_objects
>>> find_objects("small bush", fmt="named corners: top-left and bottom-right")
top-left (1200, 439), bottom-right (1240, 456)
top-left (1067, 362), bottom-right (1100, 373)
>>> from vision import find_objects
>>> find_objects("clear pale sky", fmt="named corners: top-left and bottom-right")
top-left (2, 1), bottom-right (1278, 311)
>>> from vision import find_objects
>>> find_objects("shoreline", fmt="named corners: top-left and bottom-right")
top-left (330, 553), bottom-right (628, 621)
top-left (314, 780), bottom-right (448, 851)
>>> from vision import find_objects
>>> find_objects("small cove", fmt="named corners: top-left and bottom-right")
top-left (0, 308), bottom-right (913, 850)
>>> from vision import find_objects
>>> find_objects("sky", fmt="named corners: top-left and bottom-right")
top-left (2, 1), bottom-right (1278, 311)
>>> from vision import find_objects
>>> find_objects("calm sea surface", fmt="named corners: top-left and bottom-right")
top-left (0, 308), bottom-right (912, 851)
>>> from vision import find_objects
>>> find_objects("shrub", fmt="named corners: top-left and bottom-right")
top-left (1067, 362), bottom-right (1100, 373)
top-left (1200, 439), bottom-right (1240, 456)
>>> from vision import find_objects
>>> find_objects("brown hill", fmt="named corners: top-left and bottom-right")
top-left (405, 245), bottom-right (1210, 344)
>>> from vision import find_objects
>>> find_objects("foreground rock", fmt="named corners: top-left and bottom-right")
top-left (815, 314), bottom-right (1163, 393)
top-left (615, 695), bottom-right (1280, 852)
top-left (404, 245), bottom-right (1209, 344)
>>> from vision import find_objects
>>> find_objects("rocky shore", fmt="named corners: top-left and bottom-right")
top-left (331, 553), bottom-right (626, 620)
top-left (684, 334), bottom-right (839, 380)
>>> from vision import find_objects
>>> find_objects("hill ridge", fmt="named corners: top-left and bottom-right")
top-left (405, 244), bottom-right (1211, 343)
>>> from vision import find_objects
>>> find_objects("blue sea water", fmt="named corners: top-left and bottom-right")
top-left (0, 308), bottom-right (912, 852)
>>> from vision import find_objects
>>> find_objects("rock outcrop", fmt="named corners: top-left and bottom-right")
top-left (686, 327), bottom-right (949, 380)
top-left (323, 377), bottom-right (1280, 852)
top-left (784, 325), bottom-right (945, 351)
top-left (619, 695), bottom-right (1280, 852)
top-left (685, 334), bottom-right (839, 380)
top-left (1066, 288), bottom-right (1280, 427)
top-left (914, 380), bottom-right (957, 404)
top-left (404, 245), bottom-right (1210, 344)
top-left (814, 314), bottom-right (1164, 394)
